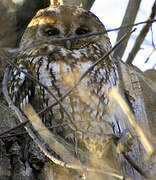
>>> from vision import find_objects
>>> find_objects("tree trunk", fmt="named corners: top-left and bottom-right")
top-left (113, 0), bottom-right (141, 59)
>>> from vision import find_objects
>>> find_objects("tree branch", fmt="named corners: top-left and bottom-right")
top-left (126, 1), bottom-right (156, 64)
top-left (114, 0), bottom-right (141, 59)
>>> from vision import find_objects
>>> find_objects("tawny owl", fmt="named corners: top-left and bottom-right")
top-left (9, 5), bottom-right (119, 163)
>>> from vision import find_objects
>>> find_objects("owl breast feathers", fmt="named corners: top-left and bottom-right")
top-left (9, 5), bottom-right (119, 158)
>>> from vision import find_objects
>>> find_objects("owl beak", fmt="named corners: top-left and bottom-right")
top-left (65, 40), bottom-right (72, 50)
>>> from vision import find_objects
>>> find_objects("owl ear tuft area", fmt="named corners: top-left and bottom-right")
top-left (49, 0), bottom-right (62, 7)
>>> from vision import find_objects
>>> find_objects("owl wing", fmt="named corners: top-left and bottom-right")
top-left (9, 65), bottom-right (35, 108)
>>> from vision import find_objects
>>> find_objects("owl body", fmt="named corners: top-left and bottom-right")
top-left (9, 6), bottom-right (119, 159)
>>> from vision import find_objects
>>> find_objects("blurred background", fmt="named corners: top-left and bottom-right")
top-left (91, 0), bottom-right (156, 71)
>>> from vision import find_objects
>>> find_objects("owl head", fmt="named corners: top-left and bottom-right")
top-left (20, 5), bottom-right (112, 53)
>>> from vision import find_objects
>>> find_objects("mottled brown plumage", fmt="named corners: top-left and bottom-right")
top-left (9, 5), bottom-right (119, 159)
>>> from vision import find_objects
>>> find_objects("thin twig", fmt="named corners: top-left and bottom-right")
top-left (0, 120), bottom-right (29, 137)
top-left (2, 68), bottom-right (68, 167)
top-left (150, 25), bottom-right (155, 49)
top-left (113, 0), bottom-right (141, 59)
top-left (3, 73), bottom-right (123, 180)
top-left (23, 104), bottom-right (82, 165)
top-left (23, 103), bottom-right (123, 179)
top-left (78, 29), bottom-right (136, 82)
top-left (0, 53), bottom-right (77, 131)
top-left (1, 32), bottom-right (130, 178)
top-left (108, 19), bottom-right (156, 32)
top-left (144, 25), bottom-right (156, 63)
top-left (144, 49), bottom-right (155, 63)
top-left (37, 29), bottom-right (136, 115)
top-left (0, 13), bottom-right (154, 179)
top-left (0, 132), bottom-right (27, 138)
top-left (126, 1), bottom-right (156, 64)
top-left (1, 29), bottom-right (136, 129)
top-left (0, 123), bottom-right (69, 139)
top-left (5, 19), bottom-right (155, 56)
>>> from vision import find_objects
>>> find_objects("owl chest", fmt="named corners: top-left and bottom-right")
top-left (34, 62), bottom-right (112, 130)
top-left (26, 57), bottom-right (114, 116)
top-left (32, 58), bottom-right (92, 92)
top-left (11, 57), bottom-right (118, 157)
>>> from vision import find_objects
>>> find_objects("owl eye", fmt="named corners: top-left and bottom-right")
top-left (75, 27), bottom-right (89, 35)
top-left (45, 28), bottom-right (59, 36)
